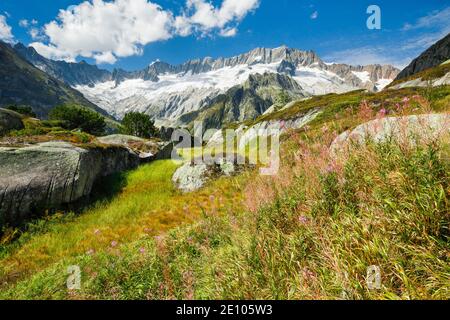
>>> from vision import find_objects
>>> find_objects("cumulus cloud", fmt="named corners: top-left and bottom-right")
top-left (184, 0), bottom-right (259, 32)
top-left (219, 27), bottom-right (238, 37)
top-left (19, 19), bottom-right (29, 28)
top-left (0, 15), bottom-right (14, 43)
top-left (33, 0), bottom-right (173, 64)
top-left (28, 27), bottom-right (45, 40)
top-left (31, 0), bottom-right (259, 64)
top-left (29, 42), bottom-right (77, 62)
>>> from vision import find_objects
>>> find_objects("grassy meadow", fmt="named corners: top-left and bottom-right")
top-left (0, 85), bottom-right (449, 299)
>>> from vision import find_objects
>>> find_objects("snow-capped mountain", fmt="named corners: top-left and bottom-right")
top-left (15, 44), bottom-right (399, 128)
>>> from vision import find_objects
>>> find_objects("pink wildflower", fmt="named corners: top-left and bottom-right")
top-left (299, 216), bottom-right (309, 225)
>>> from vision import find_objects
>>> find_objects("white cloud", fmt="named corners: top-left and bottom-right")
top-left (185, 0), bottom-right (259, 32)
top-left (29, 42), bottom-right (77, 62)
top-left (400, 29), bottom-right (450, 51)
top-left (402, 7), bottom-right (450, 31)
top-left (310, 11), bottom-right (318, 19)
top-left (32, 0), bottom-right (260, 64)
top-left (94, 51), bottom-right (117, 64)
top-left (219, 27), bottom-right (237, 37)
top-left (0, 15), bottom-right (14, 43)
top-left (28, 27), bottom-right (45, 40)
top-left (33, 0), bottom-right (174, 64)
top-left (19, 19), bottom-right (29, 28)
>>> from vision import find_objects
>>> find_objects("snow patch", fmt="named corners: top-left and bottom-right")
top-left (375, 78), bottom-right (393, 91)
top-left (352, 71), bottom-right (370, 83)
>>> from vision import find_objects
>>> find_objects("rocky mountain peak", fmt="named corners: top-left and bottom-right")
top-left (395, 33), bottom-right (450, 80)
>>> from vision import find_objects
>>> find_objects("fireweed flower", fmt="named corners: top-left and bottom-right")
top-left (377, 108), bottom-right (387, 118)
top-left (298, 216), bottom-right (309, 224)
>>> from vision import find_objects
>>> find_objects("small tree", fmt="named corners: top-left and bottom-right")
top-left (49, 104), bottom-right (106, 136)
top-left (120, 112), bottom-right (158, 138)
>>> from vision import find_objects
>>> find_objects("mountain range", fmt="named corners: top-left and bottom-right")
top-left (6, 42), bottom-right (400, 129)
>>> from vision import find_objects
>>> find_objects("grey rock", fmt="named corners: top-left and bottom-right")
top-left (388, 70), bottom-right (450, 89)
top-left (172, 156), bottom-right (247, 192)
top-left (0, 108), bottom-right (24, 136)
top-left (0, 141), bottom-right (139, 227)
top-left (331, 114), bottom-right (450, 153)
top-left (172, 162), bottom-right (209, 193)
top-left (96, 134), bottom-right (173, 161)
top-left (97, 134), bottom-right (146, 145)
top-left (235, 108), bottom-right (322, 149)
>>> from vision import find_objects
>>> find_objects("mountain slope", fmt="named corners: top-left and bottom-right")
top-left (181, 72), bottom-right (308, 133)
top-left (0, 42), bottom-right (106, 118)
top-left (395, 33), bottom-right (450, 80)
top-left (14, 43), bottom-right (111, 87)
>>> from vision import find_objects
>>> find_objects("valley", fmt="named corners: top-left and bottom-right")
top-left (0, 24), bottom-right (449, 300)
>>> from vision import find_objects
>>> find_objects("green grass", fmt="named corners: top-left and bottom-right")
top-left (233, 86), bottom-right (450, 134)
top-left (2, 135), bottom-right (448, 299)
top-left (1, 86), bottom-right (449, 300)
top-left (388, 63), bottom-right (450, 88)
top-left (0, 160), bottom-right (246, 289)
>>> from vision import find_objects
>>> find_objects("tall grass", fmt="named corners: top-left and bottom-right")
top-left (0, 160), bottom-right (246, 289)
top-left (1, 89), bottom-right (449, 300)
top-left (2, 127), bottom-right (448, 299)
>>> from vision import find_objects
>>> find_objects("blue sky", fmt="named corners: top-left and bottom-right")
top-left (0, 0), bottom-right (449, 70)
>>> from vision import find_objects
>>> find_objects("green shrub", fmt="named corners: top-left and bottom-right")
top-left (5, 105), bottom-right (36, 117)
top-left (120, 112), bottom-right (158, 138)
top-left (49, 105), bottom-right (106, 136)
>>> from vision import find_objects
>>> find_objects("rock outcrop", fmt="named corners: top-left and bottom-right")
top-left (389, 68), bottom-right (450, 89)
top-left (207, 108), bottom-right (321, 148)
top-left (96, 134), bottom-right (174, 161)
top-left (0, 141), bottom-right (139, 227)
top-left (0, 108), bottom-right (24, 136)
top-left (331, 114), bottom-right (450, 153)
top-left (172, 156), bottom-right (247, 192)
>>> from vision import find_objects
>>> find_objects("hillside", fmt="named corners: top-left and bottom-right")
top-left (395, 33), bottom-right (450, 80)
top-left (180, 72), bottom-right (308, 134)
top-left (0, 41), bottom-right (106, 118)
